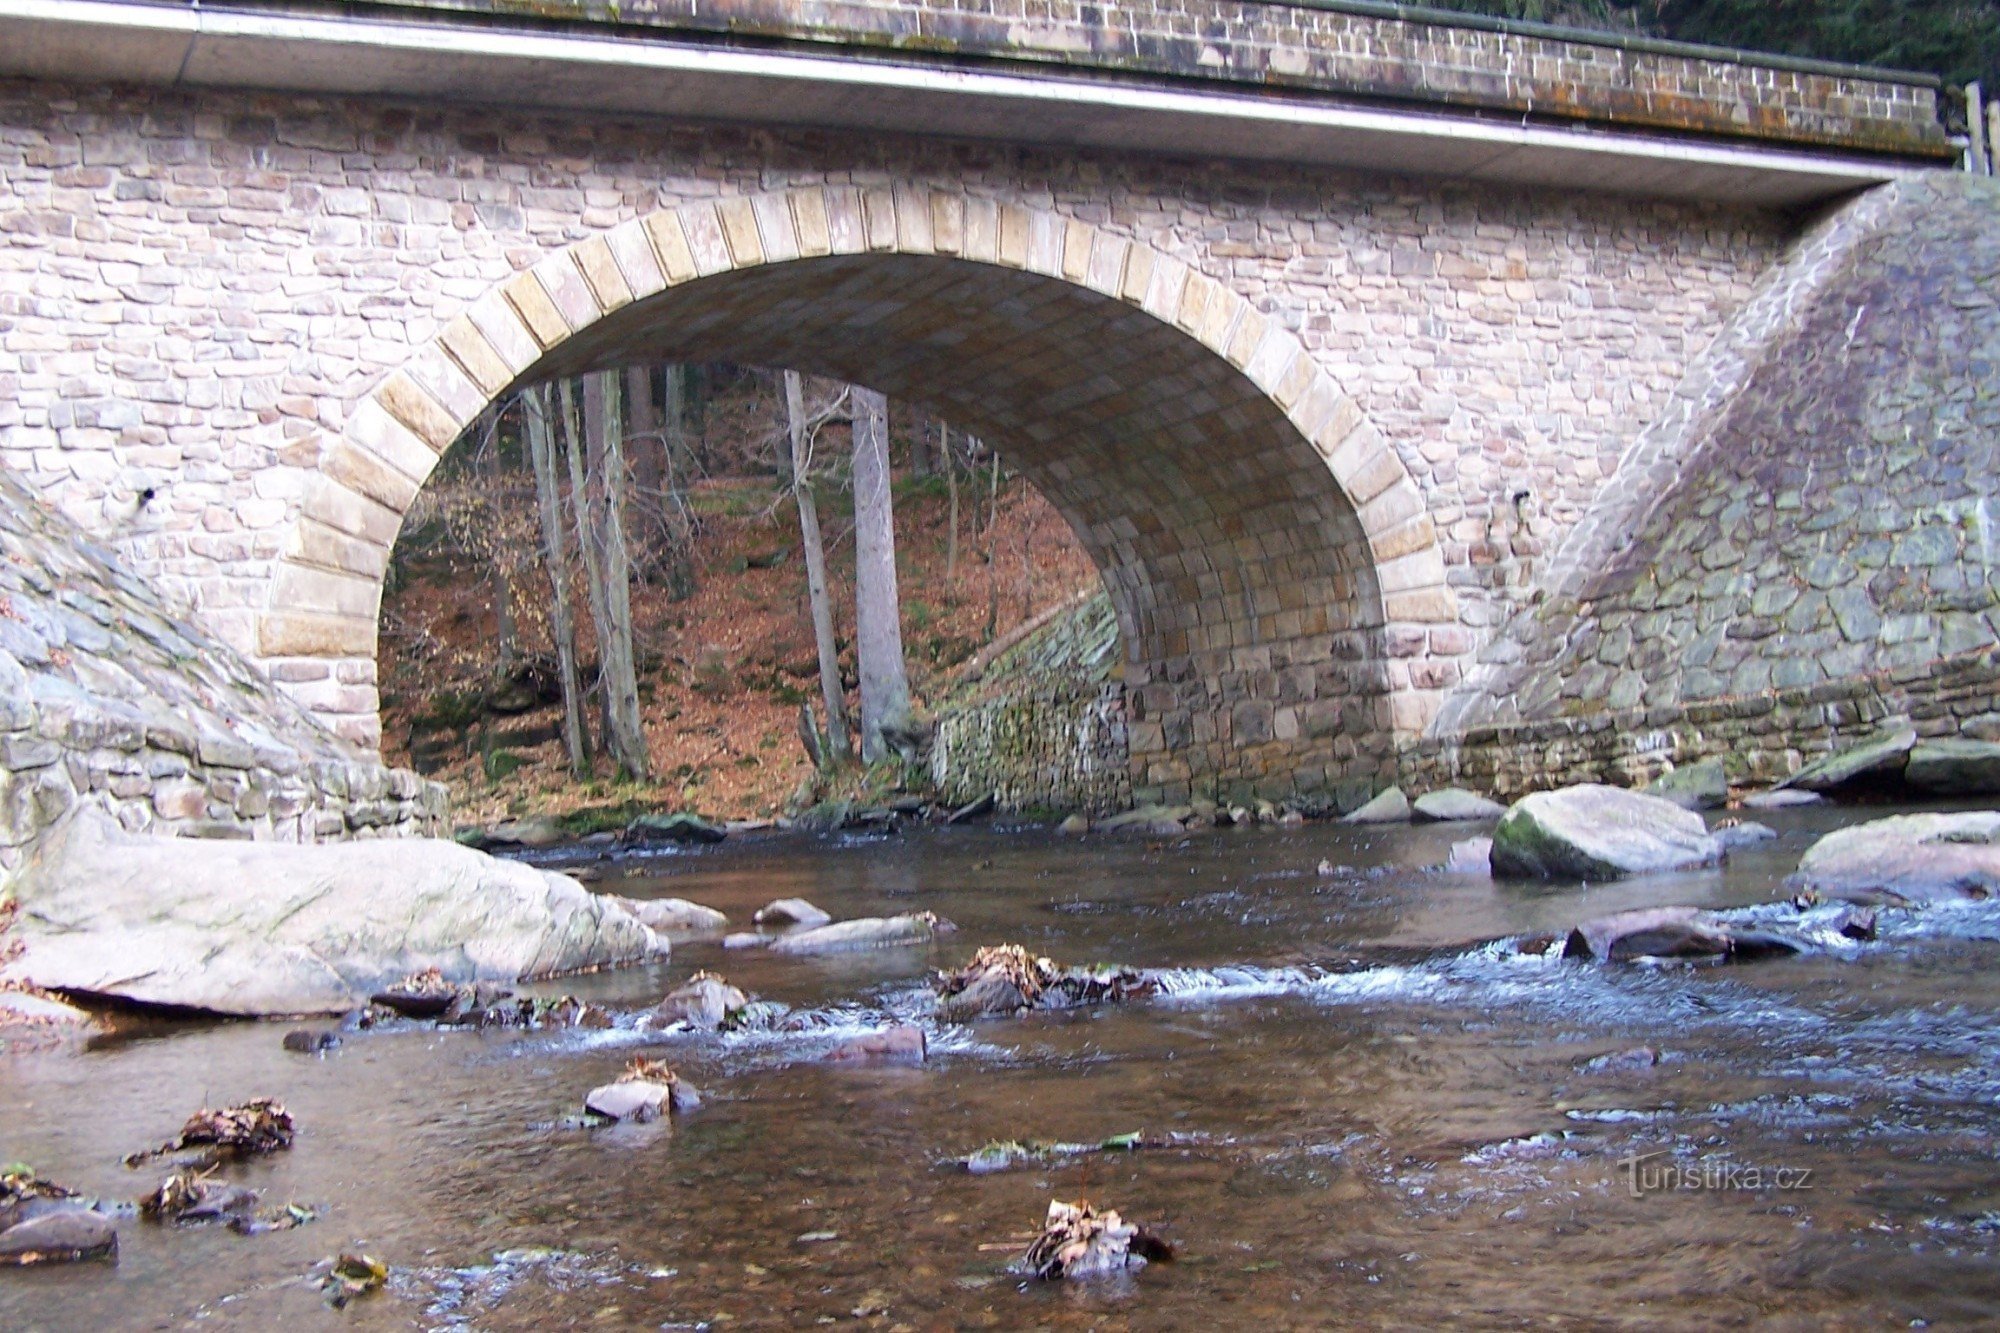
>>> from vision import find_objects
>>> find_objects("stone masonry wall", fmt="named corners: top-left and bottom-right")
top-left (1419, 172), bottom-right (2000, 794)
top-left (0, 464), bottom-right (444, 875)
top-left (366, 0), bottom-right (1951, 159)
top-left (0, 78), bottom-right (1792, 749)
top-left (930, 592), bottom-right (1133, 814)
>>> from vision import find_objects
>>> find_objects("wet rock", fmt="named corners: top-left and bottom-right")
top-left (824, 1024), bottom-right (927, 1063)
top-left (1412, 788), bottom-right (1505, 822)
top-left (584, 1056), bottom-right (701, 1123)
top-left (370, 966), bottom-right (459, 1018)
top-left (461, 815), bottom-right (567, 851)
top-left (1708, 819), bottom-right (1778, 852)
top-left (651, 972), bottom-right (748, 1031)
top-left (138, 1173), bottom-right (260, 1225)
top-left (1491, 785), bottom-right (1722, 881)
top-left (1444, 836), bottom-right (1493, 875)
top-left (0, 1166), bottom-right (78, 1234)
top-left (1, 809), bottom-right (661, 1016)
top-left (721, 999), bottom-right (791, 1031)
top-left (721, 931), bottom-right (768, 950)
top-left (1837, 907), bottom-right (1879, 941)
top-left (1741, 788), bottom-right (1826, 810)
top-left (753, 898), bottom-right (831, 929)
top-left (622, 812), bottom-right (726, 846)
top-left (768, 912), bottom-right (953, 956)
top-left (282, 1027), bottom-right (341, 1054)
top-left (599, 894), bottom-right (728, 939)
top-left (316, 1252), bottom-right (388, 1308)
top-left (1579, 1046), bottom-right (1659, 1074)
top-left (1017, 1199), bottom-right (1173, 1281)
top-left (126, 1098), bottom-right (294, 1164)
top-left (1903, 738), bottom-right (2000, 795)
top-left (1343, 787), bottom-right (1410, 824)
top-left (1646, 757), bottom-right (1729, 811)
top-left (1058, 814), bottom-right (1090, 835)
top-left (1562, 907), bottom-right (1805, 964)
top-left (1789, 811), bottom-right (2000, 905)
top-left (934, 944), bottom-right (1151, 1022)
top-left (0, 1207), bottom-right (117, 1264)
top-left (1778, 725), bottom-right (1916, 793)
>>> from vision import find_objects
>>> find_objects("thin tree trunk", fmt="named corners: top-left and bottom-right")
top-left (523, 386), bottom-right (591, 777)
top-left (625, 364), bottom-right (663, 579)
top-left (942, 421), bottom-right (959, 583)
top-left (983, 440), bottom-right (1002, 640)
top-left (782, 370), bottom-right (851, 769)
top-left (849, 385), bottom-right (913, 763)
top-left (907, 406), bottom-right (932, 479)
top-left (582, 370), bottom-right (651, 781)
top-left (559, 379), bottom-right (613, 758)
top-left (476, 405), bottom-right (517, 670)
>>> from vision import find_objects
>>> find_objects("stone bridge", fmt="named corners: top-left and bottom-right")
top-left (0, 0), bottom-right (1981, 816)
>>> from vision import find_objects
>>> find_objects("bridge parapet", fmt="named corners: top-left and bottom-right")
top-left (363, 0), bottom-right (1951, 160)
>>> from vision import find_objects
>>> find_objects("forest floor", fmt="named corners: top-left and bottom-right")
top-left (378, 449), bottom-right (1098, 826)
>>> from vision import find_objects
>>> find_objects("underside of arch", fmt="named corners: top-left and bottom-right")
top-left (266, 187), bottom-right (1454, 807)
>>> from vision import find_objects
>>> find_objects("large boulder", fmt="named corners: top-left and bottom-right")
top-left (1, 810), bottom-right (663, 1016)
top-left (1490, 785), bottom-right (1722, 880)
top-left (1789, 811), bottom-right (2000, 905)
top-left (1778, 726), bottom-right (1916, 793)
top-left (1903, 739), bottom-right (2000, 795)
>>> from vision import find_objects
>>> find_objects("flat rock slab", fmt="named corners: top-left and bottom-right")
top-left (602, 895), bottom-right (728, 938)
top-left (1563, 906), bottom-right (1804, 964)
top-left (1904, 739), bottom-right (2000, 794)
top-left (1710, 820), bottom-right (1778, 851)
top-left (769, 914), bottom-right (948, 956)
top-left (1, 811), bottom-right (662, 1016)
top-left (825, 1024), bottom-right (927, 1063)
top-left (1790, 810), bottom-right (2000, 904)
top-left (1491, 785), bottom-right (1722, 881)
top-left (1779, 726), bottom-right (1917, 793)
top-left (1412, 789), bottom-right (1505, 822)
top-left (1742, 788), bottom-right (1826, 810)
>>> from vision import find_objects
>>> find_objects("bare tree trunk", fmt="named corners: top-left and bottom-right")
top-left (907, 405), bottom-right (932, 479)
top-left (476, 405), bottom-right (517, 671)
top-left (523, 385), bottom-right (592, 777)
top-left (983, 440), bottom-right (1002, 640)
top-left (625, 364), bottom-right (663, 579)
top-left (782, 370), bottom-right (851, 769)
top-left (658, 364), bottom-right (696, 600)
top-left (582, 370), bottom-right (651, 781)
top-left (849, 385), bottom-right (913, 763)
top-left (942, 421), bottom-right (959, 583)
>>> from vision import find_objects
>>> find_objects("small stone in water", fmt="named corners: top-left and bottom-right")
top-left (0, 1207), bottom-right (118, 1264)
top-left (1838, 907), bottom-right (1879, 941)
top-left (824, 1024), bottom-right (926, 1063)
top-left (283, 1028), bottom-right (340, 1054)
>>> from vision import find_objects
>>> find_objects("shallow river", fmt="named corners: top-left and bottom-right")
top-left (5, 803), bottom-right (2000, 1329)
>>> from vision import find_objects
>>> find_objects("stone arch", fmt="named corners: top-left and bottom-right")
top-left (261, 184), bottom-right (1453, 806)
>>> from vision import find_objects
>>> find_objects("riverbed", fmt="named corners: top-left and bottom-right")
top-left (5, 803), bottom-right (2000, 1329)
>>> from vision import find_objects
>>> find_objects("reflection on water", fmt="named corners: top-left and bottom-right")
top-left (4, 804), bottom-right (2000, 1329)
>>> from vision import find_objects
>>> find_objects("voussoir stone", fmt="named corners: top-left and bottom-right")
top-left (1491, 785), bottom-right (1723, 881)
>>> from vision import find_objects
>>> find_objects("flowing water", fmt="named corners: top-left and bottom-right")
top-left (5, 804), bottom-right (2000, 1329)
